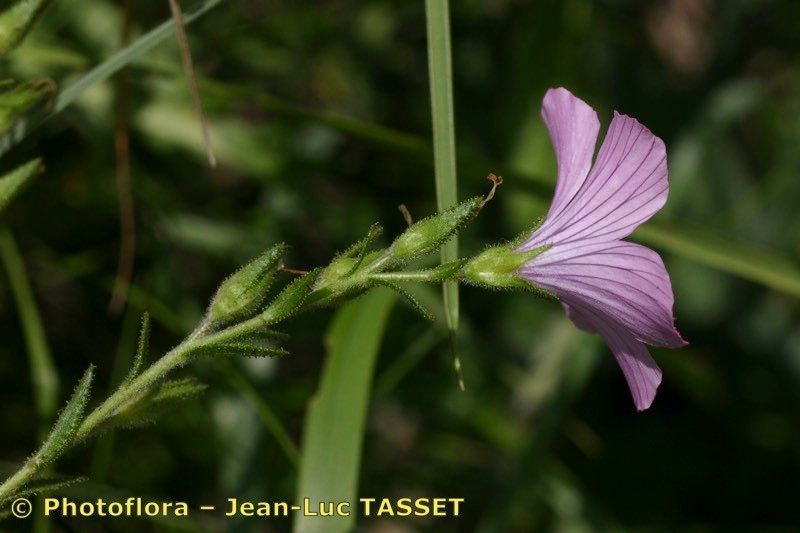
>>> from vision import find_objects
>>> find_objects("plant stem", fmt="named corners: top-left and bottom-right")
top-left (0, 251), bottom-right (467, 503)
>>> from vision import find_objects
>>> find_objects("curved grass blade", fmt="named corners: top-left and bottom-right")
top-left (294, 288), bottom-right (395, 533)
top-left (633, 220), bottom-right (800, 298)
top-left (0, 0), bottom-right (225, 157)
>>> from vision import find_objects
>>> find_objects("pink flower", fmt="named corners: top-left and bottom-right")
top-left (516, 87), bottom-right (687, 410)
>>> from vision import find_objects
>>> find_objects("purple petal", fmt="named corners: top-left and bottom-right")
top-left (565, 302), bottom-right (662, 411)
top-left (539, 87), bottom-right (600, 219)
top-left (520, 240), bottom-right (686, 349)
top-left (522, 110), bottom-right (668, 250)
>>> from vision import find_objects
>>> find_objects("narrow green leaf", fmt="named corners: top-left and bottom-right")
top-left (633, 221), bottom-right (800, 298)
top-left (240, 328), bottom-right (290, 342)
top-left (0, 0), bottom-right (226, 156)
top-left (121, 312), bottom-right (150, 387)
top-left (193, 342), bottom-right (289, 359)
top-left (374, 279), bottom-right (434, 321)
top-left (342, 223), bottom-right (382, 276)
top-left (36, 365), bottom-right (94, 468)
top-left (100, 378), bottom-right (206, 430)
top-left (0, 225), bottom-right (59, 422)
top-left (425, 0), bottom-right (459, 331)
top-left (341, 223), bottom-right (383, 259)
top-left (294, 288), bottom-right (395, 533)
top-left (9, 476), bottom-right (86, 500)
top-left (0, 0), bottom-right (50, 56)
top-left (261, 268), bottom-right (321, 324)
top-left (0, 158), bottom-right (41, 214)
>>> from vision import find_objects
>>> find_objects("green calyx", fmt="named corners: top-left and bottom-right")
top-left (463, 243), bottom-right (548, 290)
top-left (389, 197), bottom-right (482, 263)
top-left (209, 243), bottom-right (287, 324)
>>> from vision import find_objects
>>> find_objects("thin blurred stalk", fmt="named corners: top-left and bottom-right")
top-left (374, 327), bottom-right (443, 396)
top-left (425, 0), bottom-right (464, 388)
top-left (166, 0), bottom-right (216, 167)
top-left (215, 359), bottom-right (299, 468)
top-left (109, 0), bottom-right (135, 315)
top-left (0, 227), bottom-right (57, 533)
top-left (0, 227), bottom-right (59, 429)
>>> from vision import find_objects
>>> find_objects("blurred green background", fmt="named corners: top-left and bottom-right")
top-left (1, 0), bottom-right (799, 530)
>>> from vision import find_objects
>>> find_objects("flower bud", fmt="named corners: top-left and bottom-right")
top-left (390, 197), bottom-right (482, 263)
top-left (209, 244), bottom-right (287, 324)
top-left (0, 1), bottom-right (52, 55)
top-left (463, 244), bottom-right (549, 290)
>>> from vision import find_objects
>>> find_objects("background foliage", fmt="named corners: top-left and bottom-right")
top-left (1, 0), bottom-right (799, 530)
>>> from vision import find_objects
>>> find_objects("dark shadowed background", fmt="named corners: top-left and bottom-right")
top-left (1, 0), bottom-right (799, 530)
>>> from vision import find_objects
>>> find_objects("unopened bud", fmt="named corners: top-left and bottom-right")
top-left (209, 244), bottom-right (287, 324)
top-left (390, 197), bottom-right (482, 262)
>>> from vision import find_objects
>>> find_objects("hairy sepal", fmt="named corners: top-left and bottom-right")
top-left (388, 197), bottom-right (482, 264)
top-left (260, 268), bottom-right (321, 324)
top-left (209, 243), bottom-right (287, 325)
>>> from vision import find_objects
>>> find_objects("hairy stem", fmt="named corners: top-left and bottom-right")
top-left (0, 250), bottom-right (466, 504)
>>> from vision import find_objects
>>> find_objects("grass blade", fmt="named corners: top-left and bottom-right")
top-left (633, 221), bottom-right (800, 297)
top-left (294, 288), bottom-right (395, 533)
top-left (0, 226), bottom-right (59, 423)
top-left (425, 0), bottom-right (459, 329)
top-left (0, 0), bottom-right (225, 157)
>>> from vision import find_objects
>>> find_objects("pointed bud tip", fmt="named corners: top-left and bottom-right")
top-left (389, 197), bottom-right (482, 262)
top-left (209, 243), bottom-right (287, 324)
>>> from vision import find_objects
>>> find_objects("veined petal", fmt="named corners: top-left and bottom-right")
top-left (523, 110), bottom-right (668, 249)
top-left (539, 87), bottom-right (600, 220)
top-left (520, 240), bottom-right (685, 348)
top-left (564, 302), bottom-right (662, 411)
